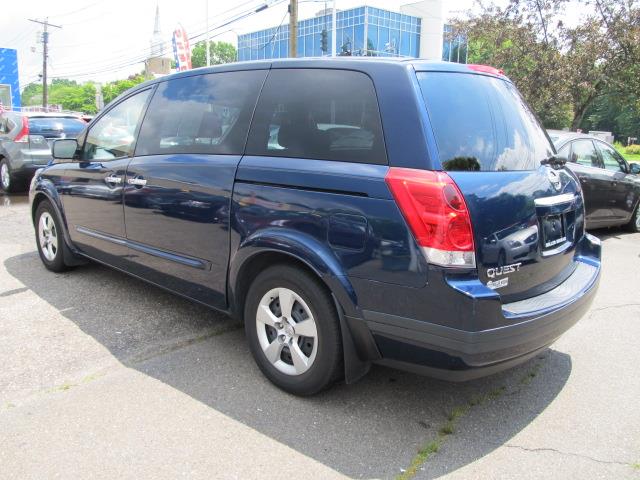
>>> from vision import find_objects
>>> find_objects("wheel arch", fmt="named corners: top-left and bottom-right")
top-left (229, 230), bottom-right (371, 384)
top-left (31, 186), bottom-right (85, 266)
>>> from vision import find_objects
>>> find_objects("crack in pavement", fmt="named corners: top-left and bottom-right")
top-left (501, 443), bottom-right (632, 467)
top-left (589, 303), bottom-right (640, 313)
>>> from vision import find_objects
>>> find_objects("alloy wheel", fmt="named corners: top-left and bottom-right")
top-left (38, 212), bottom-right (59, 262)
top-left (1, 164), bottom-right (9, 189)
top-left (255, 287), bottom-right (318, 376)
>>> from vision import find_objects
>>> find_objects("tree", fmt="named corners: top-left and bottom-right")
top-left (101, 74), bottom-right (147, 105)
top-left (190, 41), bottom-right (237, 68)
top-left (21, 79), bottom-right (97, 114)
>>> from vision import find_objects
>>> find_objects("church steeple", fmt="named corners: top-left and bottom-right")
top-left (150, 4), bottom-right (164, 57)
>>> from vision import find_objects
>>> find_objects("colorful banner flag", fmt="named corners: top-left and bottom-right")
top-left (172, 24), bottom-right (192, 71)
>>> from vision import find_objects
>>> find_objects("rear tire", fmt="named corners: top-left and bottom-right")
top-left (244, 264), bottom-right (343, 396)
top-left (35, 200), bottom-right (70, 272)
top-left (626, 202), bottom-right (640, 233)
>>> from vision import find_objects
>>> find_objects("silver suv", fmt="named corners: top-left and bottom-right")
top-left (0, 111), bottom-right (86, 192)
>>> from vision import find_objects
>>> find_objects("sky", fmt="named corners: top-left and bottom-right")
top-left (0, 0), bottom-right (584, 89)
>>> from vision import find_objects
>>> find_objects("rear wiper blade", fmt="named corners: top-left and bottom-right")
top-left (540, 155), bottom-right (567, 168)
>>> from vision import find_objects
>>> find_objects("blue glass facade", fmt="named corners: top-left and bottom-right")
top-left (238, 6), bottom-right (423, 61)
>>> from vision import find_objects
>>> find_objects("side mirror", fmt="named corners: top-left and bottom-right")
top-left (629, 163), bottom-right (640, 175)
top-left (52, 139), bottom-right (79, 160)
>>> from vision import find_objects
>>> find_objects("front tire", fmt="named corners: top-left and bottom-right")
top-left (0, 159), bottom-right (20, 193)
top-left (35, 201), bottom-right (69, 272)
top-left (626, 202), bottom-right (640, 233)
top-left (244, 264), bottom-right (343, 396)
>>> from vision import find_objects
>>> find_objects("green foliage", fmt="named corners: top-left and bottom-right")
top-left (625, 144), bottom-right (640, 155)
top-left (21, 83), bottom-right (43, 106)
top-left (190, 41), bottom-right (236, 68)
top-left (101, 74), bottom-right (147, 105)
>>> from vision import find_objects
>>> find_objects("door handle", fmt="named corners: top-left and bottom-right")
top-left (127, 176), bottom-right (147, 187)
top-left (105, 174), bottom-right (122, 185)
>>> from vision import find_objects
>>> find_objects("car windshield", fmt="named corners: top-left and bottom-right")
top-left (417, 72), bottom-right (554, 171)
top-left (28, 117), bottom-right (86, 135)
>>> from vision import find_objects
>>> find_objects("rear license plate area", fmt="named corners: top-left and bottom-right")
top-left (541, 214), bottom-right (566, 249)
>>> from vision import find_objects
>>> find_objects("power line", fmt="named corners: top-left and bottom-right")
top-left (48, 0), bottom-right (104, 19)
top-left (50, 0), bottom-right (269, 70)
top-left (51, 1), bottom-right (286, 79)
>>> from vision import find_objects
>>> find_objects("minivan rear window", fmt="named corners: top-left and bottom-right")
top-left (417, 72), bottom-right (553, 171)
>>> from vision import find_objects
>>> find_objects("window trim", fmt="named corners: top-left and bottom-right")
top-left (81, 86), bottom-right (156, 162)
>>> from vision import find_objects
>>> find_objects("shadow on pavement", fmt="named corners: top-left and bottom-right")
top-left (5, 252), bottom-right (572, 479)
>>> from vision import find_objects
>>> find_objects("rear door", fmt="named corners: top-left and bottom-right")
top-left (123, 70), bottom-right (266, 308)
top-left (61, 88), bottom-right (151, 269)
top-left (566, 139), bottom-right (615, 224)
top-left (417, 71), bottom-right (584, 300)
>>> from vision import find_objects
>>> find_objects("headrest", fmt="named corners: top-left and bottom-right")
top-left (198, 111), bottom-right (222, 139)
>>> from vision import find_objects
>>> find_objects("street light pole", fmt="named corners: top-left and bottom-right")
top-left (331, 0), bottom-right (337, 56)
top-left (289, 0), bottom-right (298, 57)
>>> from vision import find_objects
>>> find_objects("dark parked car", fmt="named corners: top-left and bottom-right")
top-left (549, 130), bottom-right (640, 231)
top-left (30, 59), bottom-right (601, 395)
top-left (0, 111), bottom-right (86, 192)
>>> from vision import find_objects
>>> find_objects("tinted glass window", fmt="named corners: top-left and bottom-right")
top-left (417, 72), bottom-right (554, 171)
top-left (246, 69), bottom-right (387, 165)
top-left (597, 142), bottom-right (626, 173)
top-left (28, 117), bottom-right (86, 136)
top-left (136, 70), bottom-right (266, 157)
top-left (570, 140), bottom-right (600, 167)
top-left (84, 89), bottom-right (150, 161)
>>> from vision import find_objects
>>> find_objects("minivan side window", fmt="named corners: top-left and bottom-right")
top-left (135, 70), bottom-right (267, 157)
top-left (84, 89), bottom-right (150, 161)
top-left (246, 69), bottom-right (387, 165)
top-left (570, 140), bottom-right (601, 168)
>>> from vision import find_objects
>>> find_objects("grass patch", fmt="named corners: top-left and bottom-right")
top-left (398, 441), bottom-right (441, 480)
top-left (632, 462), bottom-right (640, 470)
top-left (520, 363), bottom-right (541, 386)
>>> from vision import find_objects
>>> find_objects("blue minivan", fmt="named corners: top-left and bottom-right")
top-left (30, 58), bottom-right (601, 395)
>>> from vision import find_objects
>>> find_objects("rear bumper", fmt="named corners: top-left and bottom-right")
top-left (349, 235), bottom-right (601, 381)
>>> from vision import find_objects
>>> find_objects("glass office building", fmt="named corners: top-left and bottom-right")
top-left (238, 6), bottom-right (427, 60)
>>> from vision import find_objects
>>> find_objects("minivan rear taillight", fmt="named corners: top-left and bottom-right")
top-left (385, 168), bottom-right (476, 268)
top-left (14, 117), bottom-right (29, 143)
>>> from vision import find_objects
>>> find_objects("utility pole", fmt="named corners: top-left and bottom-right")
top-left (289, 0), bottom-right (298, 57)
top-left (205, 0), bottom-right (210, 66)
top-left (29, 18), bottom-right (61, 111)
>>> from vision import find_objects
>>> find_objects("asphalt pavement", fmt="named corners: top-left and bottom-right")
top-left (0, 192), bottom-right (638, 479)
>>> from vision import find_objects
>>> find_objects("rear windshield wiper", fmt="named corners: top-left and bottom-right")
top-left (540, 155), bottom-right (567, 168)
